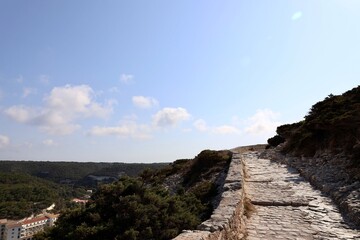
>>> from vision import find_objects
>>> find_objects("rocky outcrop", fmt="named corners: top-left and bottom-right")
top-left (173, 152), bottom-right (247, 240)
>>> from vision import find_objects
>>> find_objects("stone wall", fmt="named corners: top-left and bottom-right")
top-left (173, 153), bottom-right (247, 240)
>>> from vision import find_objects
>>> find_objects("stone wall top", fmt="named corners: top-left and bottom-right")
top-left (173, 152), bottom-right (246, 240)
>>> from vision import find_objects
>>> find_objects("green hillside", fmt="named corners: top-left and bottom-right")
top-left (34, 150), bottom-right (232, 240)
top-left (0, 173), bottom-right (80, 219)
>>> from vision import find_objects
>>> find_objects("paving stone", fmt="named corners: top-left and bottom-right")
top-left (242, 151), bottom-right (360, 240)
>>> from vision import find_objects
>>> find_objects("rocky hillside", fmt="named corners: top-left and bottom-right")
top-left (267, 85), bottom-right (360, 227)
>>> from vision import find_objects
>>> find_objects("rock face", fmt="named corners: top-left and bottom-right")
top-left (262, 147), bottom-right (360, 228)
top-left (173, 152), bottom-right (247, 240)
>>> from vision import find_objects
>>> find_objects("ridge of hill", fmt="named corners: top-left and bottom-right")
top-left (269, 85), bottom-right (360, 161)
top-left (0, 161), bottom-right (167, 187)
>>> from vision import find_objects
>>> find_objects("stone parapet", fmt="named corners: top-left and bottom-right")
top-left (173, 153), bottom-right (246, 240)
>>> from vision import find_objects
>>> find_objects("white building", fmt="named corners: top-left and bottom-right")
top-left (0, 214), bottom-right (58, 240)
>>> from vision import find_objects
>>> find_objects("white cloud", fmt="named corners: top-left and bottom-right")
top-left (89, 122), bottom-right (152, 139)
top-left (152, 107), bottom-right (191, 127)
top-left (245, 109), bottom-right (281, 135)
top-left (41, 124), bottom-right (81, 135)
top-left (292, 11), bottom-right (303, 21)
top-left (193, 119), bottom-right (208, 132)
top-left (132, 96), bottom-right (158, 109)
top-left (43, 139), bottom-right (57, 146)
top-left (4, 105), bottom-right (36, 123)
top-left (213, 125), bottom-right (240, 135)
top-left (4, 85), bottom-right (112, 135)
top-left (0, 135), bottom-right (10, 148)
top-left (193, 118), bottom-right (240, 135)
top-left (22, 87), bottom-right (37, 98)
top-left (120, 74), bottom-right (134, 84)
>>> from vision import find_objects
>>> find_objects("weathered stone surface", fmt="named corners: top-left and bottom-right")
top-left (244, 151), bottom-right (360, 240)
top-left (262, 148), bottom-right (360, 228)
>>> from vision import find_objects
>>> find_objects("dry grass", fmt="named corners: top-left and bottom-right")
top-left (243, 197), bottom-right (256, 218)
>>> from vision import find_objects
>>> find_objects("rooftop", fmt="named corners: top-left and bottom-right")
top-left (22, 216), bottom-right (48, 225)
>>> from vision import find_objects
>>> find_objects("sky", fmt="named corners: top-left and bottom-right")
top-left (0, 1), bottom-right (359, 163)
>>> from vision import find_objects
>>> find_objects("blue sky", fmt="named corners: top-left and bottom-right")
top-left (0, 1), bottom-right (359, 162)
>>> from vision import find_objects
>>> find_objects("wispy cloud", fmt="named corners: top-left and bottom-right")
top-left (43, 139), bottom-right (57, 146)
top-left (0, 135), bottom-right (10, 148)
top-left (193, 118), bottom-right (240, 135)
top-left (213, 125), bottom-right (240, 135)
top-left (291, 11), bottom-right (303, 21)
top-left (194, 109), bottom-right (279, 137)
top-left (39, 75), bottom-right (50, 84)
top-left (245, 109), bottom-right (281, 135)
top-left (120, 74), bottom-right (134, 84)
top-left (132, 96), bottom-right (158, 109)
top-left (108, 86), bottom-right (120, 93)
top-left (89, 107), bottom-right (191, 139)
top-left (22, 87), bottom-right (37, 98)
top-left (89, 122), bottom-right (152, 139)
top-left (193, 119), bottom-right (208, 132)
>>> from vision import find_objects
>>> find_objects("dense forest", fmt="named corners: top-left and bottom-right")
top-left (0, 173), bottom-right (83, 219)
top-left (34, 150), bottom-right (232, 240)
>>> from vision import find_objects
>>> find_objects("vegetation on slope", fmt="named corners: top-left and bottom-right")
top-left (268, 85), bottom-right (360, 162)
top-left (34, 150), bottom-right (232, 240)
top-left (0, 173), bottom-right (82, 219)
top-left (0, 161), bottom-right (167, 220)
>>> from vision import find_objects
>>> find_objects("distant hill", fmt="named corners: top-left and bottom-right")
top-left (0, 161), bottom-right (168, 187)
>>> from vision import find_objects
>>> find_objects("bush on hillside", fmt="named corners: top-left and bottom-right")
top-left (267, 135), bottom-right (285, 148)
top-left (269, 85), bottom-right (360, 160)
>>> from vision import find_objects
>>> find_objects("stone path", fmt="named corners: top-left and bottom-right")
top-left (242, 151), bottom-right (360, 240)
